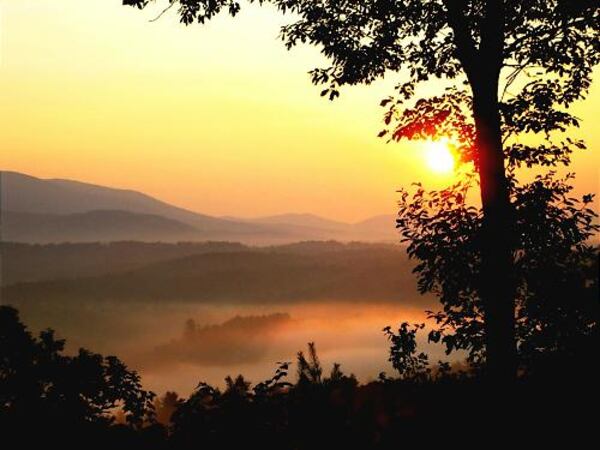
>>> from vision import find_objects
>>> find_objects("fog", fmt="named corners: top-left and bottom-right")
top-left (4, 241), bottom-right (449, 395)
top-left (12, 299), bottom-right (444, 395)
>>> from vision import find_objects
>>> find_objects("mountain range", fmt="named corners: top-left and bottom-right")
top-left (0, 171), bottom-right (397, 244)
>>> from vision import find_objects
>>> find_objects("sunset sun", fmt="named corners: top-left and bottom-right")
top-left (423, 139), bottom-right (456, 174)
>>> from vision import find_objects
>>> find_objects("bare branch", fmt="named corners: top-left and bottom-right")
top-left (149, 2), bottom-right (175, 23)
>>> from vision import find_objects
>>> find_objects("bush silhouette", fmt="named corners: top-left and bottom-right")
top-left (1, 305), bottom-right (597, 447)
top-left (0, 305), bottom-right (160, 449)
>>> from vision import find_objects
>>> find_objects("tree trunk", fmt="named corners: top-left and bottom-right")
top-left (449, 0), bottom-right (517, 384)
top-left (472, 76), bottom-right (516, 384)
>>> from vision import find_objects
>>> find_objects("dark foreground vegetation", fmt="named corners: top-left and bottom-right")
top-left (1, 305), bottom-right (596, 449)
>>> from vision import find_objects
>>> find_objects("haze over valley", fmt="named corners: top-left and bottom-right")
top-left (0, 170), bottom-right (433, 394)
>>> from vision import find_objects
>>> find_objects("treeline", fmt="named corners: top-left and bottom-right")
top-left (1, 306), bottom-right (596, 449)
top-left (2, 240), bottom-right (398, 285)
top-left (1, 241), bottom-right (248, 284)
top-left (3, 242), bottom-right (422, 305)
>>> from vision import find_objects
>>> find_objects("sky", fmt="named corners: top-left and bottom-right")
top-left (0, 0), bottom-right (598, 222)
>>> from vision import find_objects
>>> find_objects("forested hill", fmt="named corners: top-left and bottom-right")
top-left (1, 241), bottom-right (248, 285)
top-left (2, 241), bottom-right (426, 306)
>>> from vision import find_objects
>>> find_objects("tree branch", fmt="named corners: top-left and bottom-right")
top-left (504, 18), bottom-right (589, 55)
top-left (149, 2), bottom-right (175, 23)
top-left (444, 0), bottom-right (479, 81)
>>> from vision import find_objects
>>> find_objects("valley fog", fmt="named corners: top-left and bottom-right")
top-left (13, 300), bottom-right (441, 395)
top-left (3, 240), bottom-right (441, 395)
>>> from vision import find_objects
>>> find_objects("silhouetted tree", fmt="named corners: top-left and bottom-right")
top-left (384, 323), bottom-right (430, 380)
top-left (0, 305), bottom-right (156, 446)
top-left (124, 0), bottom-right (599, 382)
top-left (3, 307), bottom-right (595, 446)
top-left (154, 391), bottom-right (183, 425)
top-left (296, 341), bottom-right (323, 384)
top-left (397, 169), bottom-right (598, 374)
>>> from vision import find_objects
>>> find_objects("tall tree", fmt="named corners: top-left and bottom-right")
top-left (124, 0), bottom-right (599, 382)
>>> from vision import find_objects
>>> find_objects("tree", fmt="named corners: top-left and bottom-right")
top-left (154, 391), bottom-right (183, 426)
top-left (383, 323), bottom-right (431, 380)
top-left (396, 174), bottom-right (598, 371)
top-left (0, 306), bottom-right (156, 434)
top-left (123, 0), bottom-right (600, 382)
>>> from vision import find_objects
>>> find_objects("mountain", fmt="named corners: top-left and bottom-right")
top-left (244, 213), bottom-right (348, 231)
top-left (0, 171), bottom-right (397, 243)
top-left (0, 171), bottom-right (277, 240)
top-left (352, 214), bottom-right (397, 237)
top-left (2, 210), bottom-right (199, 243)
top-left (239, 213), bottom-right (398, 241)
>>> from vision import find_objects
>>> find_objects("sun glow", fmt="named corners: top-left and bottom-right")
top-left (423, 139), bottom-right (456, 174)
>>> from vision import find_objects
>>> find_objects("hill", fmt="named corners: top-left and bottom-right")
top-left (1, 241), bottom-right (248, 284)
top-left (3, 242), bottom-right (423, 305)
top-left (0, 171), bottom-right (397, 243)
top-left (2, 210), bottom-right (200, 243)
top-left (0, 171), bottom-right (281, 242)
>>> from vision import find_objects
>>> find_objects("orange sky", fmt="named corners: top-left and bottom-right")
top-left (1, 0), bottom-right (598, 221)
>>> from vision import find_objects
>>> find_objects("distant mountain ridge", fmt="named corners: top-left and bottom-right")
top-left (0, 171), bottom-right (272, 237)
top-left (239, 213), bottom-right (349, 230)
top-left (0, 171), bottom-right (397, 243)
top-left (3, 210), bottom-right (198, 243)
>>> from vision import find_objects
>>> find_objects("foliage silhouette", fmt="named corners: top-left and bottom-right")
top-left (296, 342), bottom-right (323, 384)
top-left (124, 0), bottom-right (600, 382)
top-left (2, 308), bottom-right (597, 446)
top-left (154, 391), bottom-right (184, 426)
top-left (397, 173), bottom-right (599, 371)
top-left (0, 305), bottom-right (160, 449)
top-left (384, 323), bottom-right (431, 380)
